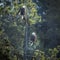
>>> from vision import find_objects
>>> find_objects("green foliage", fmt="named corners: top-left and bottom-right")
top-left (33, 45), bottom-right (60, 60)
top-left (0, 38), bottom-right (11, 60)
top-left (0, 0), bottom-right (60, 60)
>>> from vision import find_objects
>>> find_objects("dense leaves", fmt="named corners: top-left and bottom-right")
top-left (0, 0), bottom-right (60, 60)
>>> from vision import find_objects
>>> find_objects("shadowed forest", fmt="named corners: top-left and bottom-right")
top-left (0, 0), bottom-right (60, 60)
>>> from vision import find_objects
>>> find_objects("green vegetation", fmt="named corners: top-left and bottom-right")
top-left (0, 0), bottom-right (60, 60)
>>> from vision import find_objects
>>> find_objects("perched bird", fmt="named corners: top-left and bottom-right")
top-left (21, 6), bottom-right (26, 20)
top-left (31, 32), bottom-right (37, 42)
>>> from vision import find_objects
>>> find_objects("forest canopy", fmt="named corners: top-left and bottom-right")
top-left (0, 0), bottom-right (60, 60)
